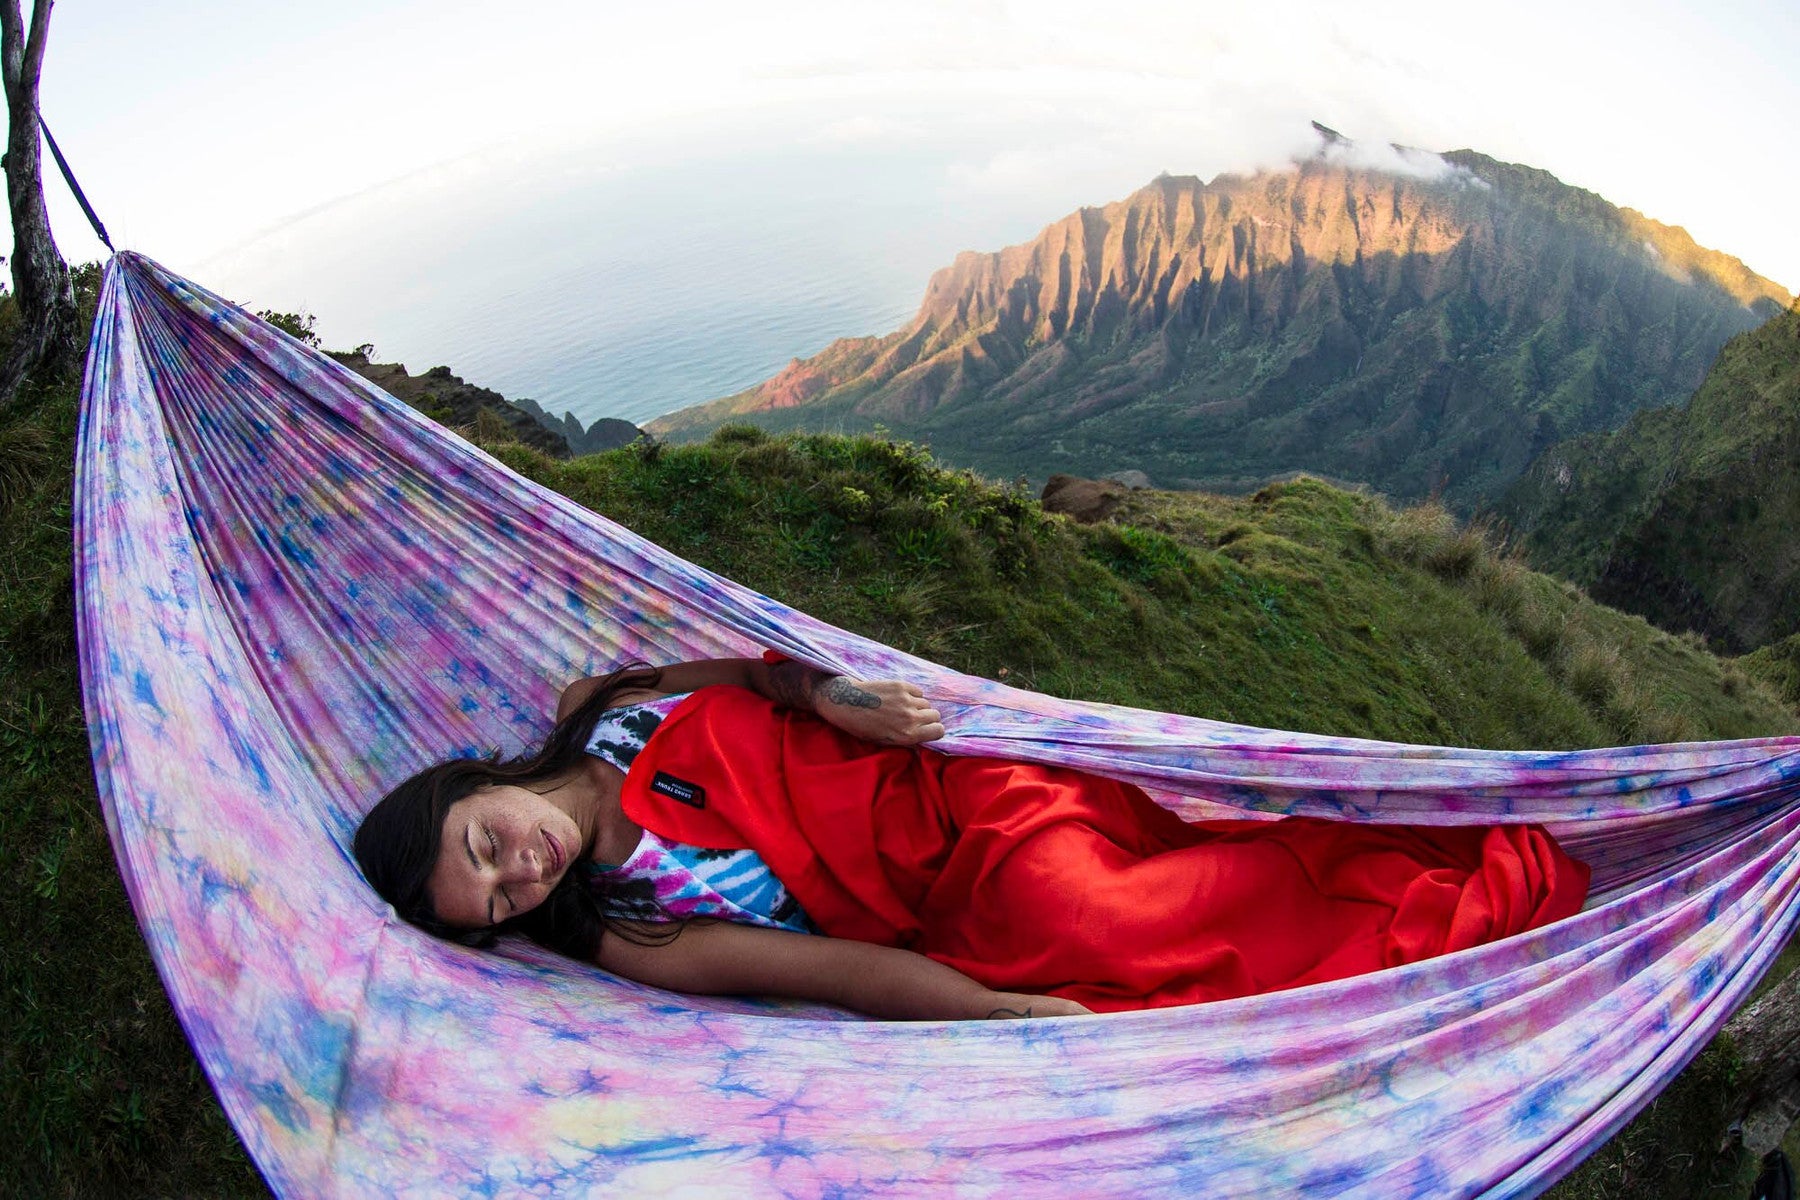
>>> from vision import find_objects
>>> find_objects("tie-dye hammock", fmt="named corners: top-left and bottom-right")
top-left (76, 251), bottom-right (1799, 1198)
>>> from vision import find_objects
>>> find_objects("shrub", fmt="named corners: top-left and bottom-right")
top-left (711, 423), bottom-right (768, 446)
top-left (1085, 524), bottom-right (1193, 586)
top-left (1376, 502), bottom-right (1498, 582)
top-left (474, 408), bottom-right (516, 445)
top-left (1513, 593), bottom-right (1568, 662)
top-left (0, 418), bottom-right (55, 510)
top-left (1561, 641), bottom-right (1626, 711)
top-left (1468, 555), bottom-right (1530, 623)
top-left (1422, 524), bottom-right (1488, 581)
top-left (255, 309), bottom-right (320, 346)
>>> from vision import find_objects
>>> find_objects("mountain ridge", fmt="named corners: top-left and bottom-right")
top-left (649, 137), bottom-right (1788, 510)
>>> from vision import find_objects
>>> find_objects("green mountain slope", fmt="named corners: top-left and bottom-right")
top-left (1500, 302), bottom-right (1800, 652)
top-left (649, 136), bottom-right (1787, 512)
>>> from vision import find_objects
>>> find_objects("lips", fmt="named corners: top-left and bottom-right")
top-left (543, 829), bottom-right (564, 877)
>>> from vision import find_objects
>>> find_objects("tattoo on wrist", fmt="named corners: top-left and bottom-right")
top-left (820, 676), bottom-right (880, 709)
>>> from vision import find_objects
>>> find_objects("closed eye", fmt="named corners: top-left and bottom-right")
top-left (486, 826), bottom-right (513, 916)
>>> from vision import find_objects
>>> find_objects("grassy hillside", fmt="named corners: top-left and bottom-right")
top-left (0, 375), bottom-right (260, 1195)
top-left (2, 369), bottom-right (1794, 1194)
top-left (489, 426), bottom-right (1791, 750)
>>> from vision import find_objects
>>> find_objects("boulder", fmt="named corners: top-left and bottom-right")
top-left (1041, 473), bottom-right (1127, 523)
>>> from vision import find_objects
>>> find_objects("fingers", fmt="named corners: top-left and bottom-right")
top-left (904, 699), bottom-right (944, 742)
top-left (890, 714), bottom-right (943, 744)
top-left (866, 680), bottom-right (940, 727)
top-left (983, 992), bottom-right (1092, 1018)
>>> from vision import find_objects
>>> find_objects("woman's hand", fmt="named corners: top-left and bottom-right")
top-left (812, 677), bottom-right (946, 746)
top-left (982, 992), bottom-right (1094, 1019)
top-left (585, 660), bottom-right (948, 747)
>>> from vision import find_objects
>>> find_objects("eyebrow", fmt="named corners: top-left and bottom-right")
top-left (464, 823), bottom-right (493, 925)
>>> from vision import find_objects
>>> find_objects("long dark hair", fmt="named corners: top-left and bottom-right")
top-left (353, 661), bottom-right (676, 960)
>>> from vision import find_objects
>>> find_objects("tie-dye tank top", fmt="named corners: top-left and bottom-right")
top-left (580, 692), bottom-right (814, 934)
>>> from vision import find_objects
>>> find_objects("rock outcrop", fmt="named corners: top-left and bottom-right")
top-left (1040, 473), bottom-right (1131, 523)
top-left (334, 352), bottom-right (574, 457)
top-left (334, 355), bottom-right (648, 459)
top-left (511, 396), bottom-right (645, 455)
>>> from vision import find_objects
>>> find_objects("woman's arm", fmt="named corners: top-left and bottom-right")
top-left (559, 657), bottom-right (945, 745)
top-left (596, 919), bottom-right (1090, 1021)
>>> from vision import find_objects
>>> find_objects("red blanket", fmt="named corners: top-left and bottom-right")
top-left (621, 687), bottom-right (1589, 1011)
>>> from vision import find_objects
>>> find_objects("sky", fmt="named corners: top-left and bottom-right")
top-left (15, 0), bottom-right (1800, 294)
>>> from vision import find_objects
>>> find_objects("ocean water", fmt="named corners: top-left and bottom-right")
top-left (195, 93), bottom-right (1283, 433)
top-left (197, 107), bottom-right (1170, 433)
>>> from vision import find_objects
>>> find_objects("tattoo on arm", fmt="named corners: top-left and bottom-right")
top-left (766, 661), bottom-right (820, 711)
top-left (820, 676), bottom-right (880, 710)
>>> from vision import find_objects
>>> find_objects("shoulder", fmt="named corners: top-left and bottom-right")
top-left (556, 676), bottom-right (680, 722)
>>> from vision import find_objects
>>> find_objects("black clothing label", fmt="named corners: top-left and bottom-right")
top-left (651, 771), bottom-right (706, 809)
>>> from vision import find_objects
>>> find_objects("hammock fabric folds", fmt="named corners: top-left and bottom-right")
top-left (76, 252), bottom-right (1800, 1198)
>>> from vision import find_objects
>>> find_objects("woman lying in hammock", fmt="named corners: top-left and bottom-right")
top-left (354, 656), bottom-right (1590, 1019)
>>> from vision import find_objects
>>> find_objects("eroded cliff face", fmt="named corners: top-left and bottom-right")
top-left (651, 147), bottom-right (1788, 509)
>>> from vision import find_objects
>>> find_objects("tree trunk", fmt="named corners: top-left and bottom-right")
top-left (0, 0), bottom-right (76, 409)
top-left (1734, 975), bottom-right (1800, 1103)
top-left (1725, 953), bottom-right (1800, 1154)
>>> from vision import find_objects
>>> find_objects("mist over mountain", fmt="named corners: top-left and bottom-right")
top-left (650, 129), bottom-right (1788, 509)
top-left (1498, 300), bottom-right (1800, 653)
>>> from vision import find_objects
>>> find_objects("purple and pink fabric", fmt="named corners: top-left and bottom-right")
top-left (76, 252), bottom-right (1800, 1197)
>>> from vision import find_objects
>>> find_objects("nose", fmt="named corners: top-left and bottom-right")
top-left (504, 843), bottom-right (541, 884)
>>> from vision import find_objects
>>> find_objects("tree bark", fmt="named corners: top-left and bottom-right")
top-left (1725, 955), bottom-right (1800, 1107)
top-left (0, 0), bottom-right (76, 409)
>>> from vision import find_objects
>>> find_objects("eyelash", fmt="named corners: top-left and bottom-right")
top-left (485, 826), bottom-right (511, 912)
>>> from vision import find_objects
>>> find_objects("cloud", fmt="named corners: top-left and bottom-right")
top-left (1312, 132), bottom-right (1489, 186)
top-left (807, 115), bottom-right (929, 145)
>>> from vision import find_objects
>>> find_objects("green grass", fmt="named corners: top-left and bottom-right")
top-left (0, 375), bottom-right (262, 1197)
top-left (2, 379), bottom-right (1794, 1195)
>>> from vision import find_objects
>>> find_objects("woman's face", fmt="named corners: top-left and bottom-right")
top-left (427, 785), bottom-right (584, 930)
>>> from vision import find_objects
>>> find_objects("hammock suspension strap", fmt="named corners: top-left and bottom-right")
top-left (38, 114), bottom-right (113, 252)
